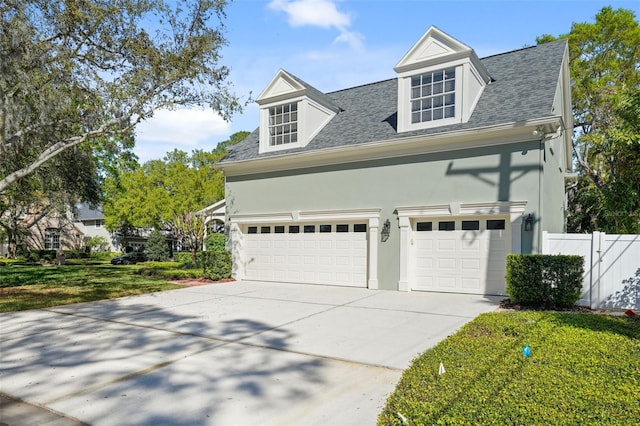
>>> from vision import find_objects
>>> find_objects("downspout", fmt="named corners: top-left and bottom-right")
top-left (538, 139), bottom-right (543, 254)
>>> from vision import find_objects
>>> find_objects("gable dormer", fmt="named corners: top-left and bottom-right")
top-left (256, 69), bottom-right (340, 154)
top-left (394, 26), bottom-right (492, 133)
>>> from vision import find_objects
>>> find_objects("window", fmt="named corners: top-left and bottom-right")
top-left (319, 224), bottom-right (332, 233)
top-left (247, 226), bottom-right (257, 234)
top-left (438, 221), bottom-right (455, 231)
top-left (304, 225), bottom-right (316, 233)
top-left (487, 219), bottom-right (506, 230)
top-left (416, 222), bottom-right (433, 231)
top-left (289, 225), bottom-right (300, 233)
top-left (269, 103), bottom-right (298, 146)
top-left (95, 220), bottom-right (103, 228)
top-left (411, 67), bottom-right (455, 124)
top-left (260, 226), bottom-right (271, 234)
top-left (462, 220), bottom-right (480, 231)
top-left (354, 224), bottom-right (367, 233)
top-left (44, 228), bottom-right (60, 250)
top-left (275, 226), bottom-right (285, 234)
top-left (336, 224), bottom-right (349, 233)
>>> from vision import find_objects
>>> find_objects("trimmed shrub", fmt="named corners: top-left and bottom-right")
top-left (506, 254), bottom-right (584, 308)
top-left (202, 250), bottom-right (232, 281)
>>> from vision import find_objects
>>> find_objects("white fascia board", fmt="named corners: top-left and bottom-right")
top-left (229, 208), bottom-right (381, 224)
top-left (396, 201), bottom-right (527, 218)
top-left (220, 116), bottom-right (564, 177)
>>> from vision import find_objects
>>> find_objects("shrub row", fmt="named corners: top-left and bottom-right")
top-left (506, 254), bottom-right (584, 308)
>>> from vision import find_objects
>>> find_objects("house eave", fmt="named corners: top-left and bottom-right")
top-left (220, 116), bottom-right (563, 177)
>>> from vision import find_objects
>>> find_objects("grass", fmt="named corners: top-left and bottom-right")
top-left (0, 263), bottom-right (183, 312)
top-left (379, 311), bottom-right (640, 425)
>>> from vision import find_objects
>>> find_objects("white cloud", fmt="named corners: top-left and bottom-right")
top-left (134, 108), bottom-right (231, 162)
top-left (268, 0), bottom-right (364, 49)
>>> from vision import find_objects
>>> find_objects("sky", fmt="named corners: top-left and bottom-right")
top-left (133, 0), bottom-right (640, 163)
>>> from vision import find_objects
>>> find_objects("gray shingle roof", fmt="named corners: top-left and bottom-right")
top-left (75, 204), bottom-right (104, 221)
top-left (222, 40), bottom-right (567, 164)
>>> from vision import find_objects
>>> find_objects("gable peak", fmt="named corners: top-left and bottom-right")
top-left (395, 26), bottom-right (474, 73)
top-left (257, 69), bottom-right (306, 103)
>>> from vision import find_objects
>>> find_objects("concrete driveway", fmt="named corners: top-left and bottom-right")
top-left (0, 281), bottom-right (501, 425)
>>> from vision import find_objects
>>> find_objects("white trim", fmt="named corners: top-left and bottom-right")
top-left (396, 201), bottom-right (527, 218)
top-left (230, 208), bottom-right (381, 224)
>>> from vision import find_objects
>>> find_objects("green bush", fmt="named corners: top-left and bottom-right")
top-left (506, 254), bottom-right (584, 308)
top-left (146, 229), bottom-right (170, 261)
top-left (202, 250), bottom-right (232, 281)
top-left (205, 232), bottom-right (226, 252)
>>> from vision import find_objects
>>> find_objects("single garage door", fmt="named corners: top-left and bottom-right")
top-left (243, 222), bottom-right (368, 287)
top-left (412, 217), bottom-right (509, 295)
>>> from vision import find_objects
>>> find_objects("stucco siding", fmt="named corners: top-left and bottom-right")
top-left (226, 140), bottom-right (544, 290)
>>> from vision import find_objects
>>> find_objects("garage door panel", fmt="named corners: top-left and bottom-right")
top-left (437, 239), bottom-right (456, 251)
top-left (412, 218), bottom-right (509, 295)
top-left (438, 258), bottom-right (456, 270)
top-left (437, 277), bottom-right (456, 288)
top-left (461, 277), bottom-right (481, 290)
top-left (243, 223), bottom-right (368, 287)
top-left (319, 256), bottom-right (332, 266)
top-left (461, 258), bottom-right (481, 271)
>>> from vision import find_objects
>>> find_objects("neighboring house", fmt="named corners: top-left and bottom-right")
top-left (219, 27), bottom-right (573, 295)
top-left (22, 210), bottom-right (84, 252)
top-left (73, 204), bottom-right (119, 252)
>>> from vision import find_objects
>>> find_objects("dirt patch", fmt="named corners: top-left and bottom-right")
top-left (170, 278), bottom-right (236, 287)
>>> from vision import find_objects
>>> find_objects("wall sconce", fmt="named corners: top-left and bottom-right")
top-left (524, 214), bottom-right (534, 232)
top-left (381, 219), bottom-right (391, 242)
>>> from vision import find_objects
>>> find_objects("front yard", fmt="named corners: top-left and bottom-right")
top-left (379, 311), bottom-right (640, 425)
top-left (0, 262), bottom-right (183, 312)
top-left (2, 262), bottom-right (638, 424)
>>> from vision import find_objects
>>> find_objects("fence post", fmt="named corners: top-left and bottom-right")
top-left (590, 231), bottom-right (607, 309)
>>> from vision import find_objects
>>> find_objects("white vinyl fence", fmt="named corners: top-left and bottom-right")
top-left (542, 231), bottom-right (640, 310)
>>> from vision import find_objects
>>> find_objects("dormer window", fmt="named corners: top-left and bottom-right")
top-left (269, 102), bottom-right (298, 146)
top-left (394, 26), bottom-right (492, 133)
top-left (411, 67), bottom-right (456, 124)
top-left (257, 69), bottom-right (340, 154)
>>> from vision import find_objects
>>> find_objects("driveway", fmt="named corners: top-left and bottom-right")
top-left (0, 281), bottom-right (501, 425)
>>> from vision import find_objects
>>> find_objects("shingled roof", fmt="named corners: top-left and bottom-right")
top-left (221, 39), bottom-right (567, 164)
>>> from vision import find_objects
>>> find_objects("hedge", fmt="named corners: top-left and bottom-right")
top-left (506, 254), bottom-right (584, 308)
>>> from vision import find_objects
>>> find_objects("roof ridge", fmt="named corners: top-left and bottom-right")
top-left (480, 38), bottom-right (566, 60)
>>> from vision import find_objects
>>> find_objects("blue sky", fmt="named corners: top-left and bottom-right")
top-left (133, 0), bottom-right (640, 162)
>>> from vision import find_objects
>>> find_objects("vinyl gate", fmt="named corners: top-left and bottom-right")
top-left (542, 231), bottom-right (640, 310)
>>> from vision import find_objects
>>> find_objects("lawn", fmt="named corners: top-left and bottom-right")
top-left (0, 263), bottom-right (183, 312)
top-left (379, 311), bottom-right (640, 425)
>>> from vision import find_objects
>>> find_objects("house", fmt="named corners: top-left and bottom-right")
top-left (73, 204), bottom-right (119, 252)
top-left (218, 27), bottom-right (573, 295)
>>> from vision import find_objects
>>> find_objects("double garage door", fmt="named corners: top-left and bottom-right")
top-left (240, 216), bottom-right (510, 295)
top-left (411, 217), bottom-right (510, 295)
top-left (242, 222), bottom-right (368, 287)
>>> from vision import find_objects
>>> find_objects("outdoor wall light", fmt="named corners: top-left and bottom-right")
top-left (381, 219), bottom-right (391, 242)
top-left (524, 214), bottom-right (534, 232)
